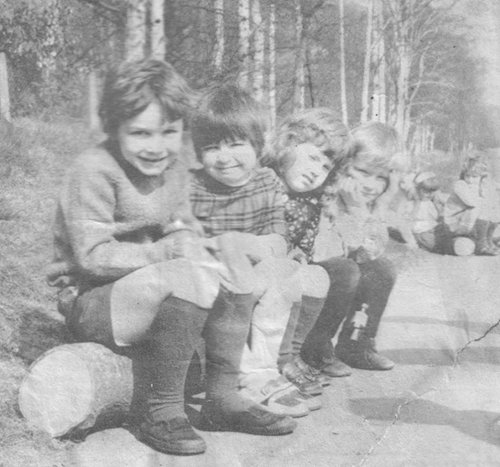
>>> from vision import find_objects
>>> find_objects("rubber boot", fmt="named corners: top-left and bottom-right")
top-left (475, 219), bottom-right (497, 256)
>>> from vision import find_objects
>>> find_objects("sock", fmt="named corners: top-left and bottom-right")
top-left (291, 296), bottom-right (326, 357)
top-left (204, 288), bottom-right (258, 412)
top-left (276, 301), bottom-right (301, 369)
top-left (144, 297), bottom-right (208, 422)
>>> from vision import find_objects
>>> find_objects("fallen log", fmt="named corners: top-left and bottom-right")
top-left (18, 342), bottom-right (205, 438)
top-left (18, 343), bottom-right (133, 438)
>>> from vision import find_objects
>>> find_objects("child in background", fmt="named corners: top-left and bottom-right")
top-left (46, 59), bottom-right (226, 456)
top-left (292, 122), bottom-right (399, 375)
top-left (444, 154), bottom-right (500, 255)
top-left (411, 171), bottom-right (453, 254)
top-left (189, 84), bottom-right (329, 419)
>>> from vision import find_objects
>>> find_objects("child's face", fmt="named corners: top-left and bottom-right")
top-left (201, 138), bottom-right (257, 187)
top-left (117, 100), bottom-right (183, 177)
top-left (346, 157), bottom-right (388, 203)
top-left (281, 142), bottom-right (333, 193)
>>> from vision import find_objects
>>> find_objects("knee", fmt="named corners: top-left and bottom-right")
top-left (300, 265), bottom-right (330, 298)
top-left (321, 258), bottom-right (360, 291)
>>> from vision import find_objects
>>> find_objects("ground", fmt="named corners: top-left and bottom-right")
top-left (1, 120), bottom-right (500, 466)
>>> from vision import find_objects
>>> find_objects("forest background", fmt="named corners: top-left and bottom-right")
top-left (1, 0), bottom-right (500, 162)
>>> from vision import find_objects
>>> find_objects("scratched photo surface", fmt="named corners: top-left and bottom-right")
top-left (2, 1), bottom-right (500, 465)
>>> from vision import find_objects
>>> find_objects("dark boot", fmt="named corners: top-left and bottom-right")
top-left (487, 222), bottom-right (500, 254)
top-left (475, 219), bottom-right (497, 255)
top-left (301, 258), bottom-right (360, 378)
top-left (336, 333), bottom-right (394, 371)
top-left (137, 297), bottom-right (208, 455)
top-left (201, 289), bottom-right (296, 435)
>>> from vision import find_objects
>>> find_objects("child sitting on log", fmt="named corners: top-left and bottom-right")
top-left (189, 84), bottom-right (331, 417)
top-left (46, 59), bottom-right (294, 457)
top-left (444, 153), bottom-right (500, 256)
top-left (284, 121), bottom-right (399, 376)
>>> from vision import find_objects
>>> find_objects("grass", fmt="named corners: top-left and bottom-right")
top-left (0, 118), bottom-right (99, 467)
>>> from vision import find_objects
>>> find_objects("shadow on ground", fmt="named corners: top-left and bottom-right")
top-left (349, 397), bottom-right (500, 447)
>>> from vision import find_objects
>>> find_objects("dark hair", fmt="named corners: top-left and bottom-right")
top-left (99, 59), bottom-right (195, 137)
top-left (268, 107), bottom-right (351, 176)
top-left (190, 83), bottom-right (267, 160)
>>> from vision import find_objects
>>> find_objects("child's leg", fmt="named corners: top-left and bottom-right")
top-left (336, 256), bottom-right (396, 370)
top-left (301, 258), bottom-right (360, 377)
top-left (277, 265), bottom-right (330, 390)
top-left (487, 222), bottom-right (500, 253)
top-left (472, 218), bottom-right (497, 255)
top-left (201, 245), bottom-right (296, 436)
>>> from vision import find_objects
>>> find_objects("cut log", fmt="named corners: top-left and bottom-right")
top-left (18, 342), bottom-right (205, 438)
top-left (19, 343), bottom-right (133, 438)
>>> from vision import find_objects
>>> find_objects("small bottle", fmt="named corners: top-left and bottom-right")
top-left (350, 303), bottom-right (369, 341)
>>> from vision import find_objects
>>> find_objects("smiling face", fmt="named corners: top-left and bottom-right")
top-left (346, 157), bottom-right (389, 203)
top-left (201, 138), bottom-right (257, 187)
top-left (117, 100), bottom-right (183, 177)
top-left (281, 142), bottom-right (334, 193)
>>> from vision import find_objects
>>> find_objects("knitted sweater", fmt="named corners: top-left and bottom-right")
top-left (48, 141), bottom-right (200, 289)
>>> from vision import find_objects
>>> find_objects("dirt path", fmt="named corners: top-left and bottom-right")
top-left (67, 248), bottom-right (500, 466)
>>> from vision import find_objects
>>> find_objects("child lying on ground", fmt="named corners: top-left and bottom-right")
top-left (444, 154), bottom-right (500, 256)
top-left (296, 121), bottom-right (399, 375)
top-left (189, 84), bottom-right (331, 418)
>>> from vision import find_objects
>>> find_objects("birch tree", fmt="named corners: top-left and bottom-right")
top-left (213, 0), bottom-right (224, 71)
top-left (238, 0), bottom-right (251, 89)
top-left (292, 0), bottom-right (307, 110)
top-left (339, 0), bottom-right (348, 124)
top-left (360, 0), bottom-right (373, 123)
top-left (126, 0), bottom-right (147, 61)
top-left (371, 0), bottom-right (386, 123)
top-left (150, 0), bottom-right (165, 59)
top-left (252, 0), bottom-right (265, 102)
top-left (268, 1), bottom-right (276, 129)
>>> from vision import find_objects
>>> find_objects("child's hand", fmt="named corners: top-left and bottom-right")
top-left (288, 247), bottom-right (307, 264)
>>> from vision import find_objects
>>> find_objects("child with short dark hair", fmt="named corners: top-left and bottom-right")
top-left (190, 84), bottom-right (330, 417)
top-left (277, 121), bottom-right (398, 376)
top-left (444, 154), bottom-right (500, 255)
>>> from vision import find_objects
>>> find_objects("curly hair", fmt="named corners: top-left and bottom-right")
top-left (266, 107), bottom-right (351, 177)
top-left (190, 83), bottom-right (268, 161)
top-left (460, 152), bottom-right (488, 179)
top-left (99, 59), bottom-right (195, 137)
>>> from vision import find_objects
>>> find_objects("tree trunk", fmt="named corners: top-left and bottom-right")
top-left (238, 0), bottom-right (251, 89)
top-left (371, 0), bottom-right (386, 123)
top-left (19, 343), bottom-right (133, 438)
top-left (360, 0), bottom-right (373, 123)
top-left (268, 1), bottom-right (276, 130)
top-left (126, 0), bottom-right (147, 61)
top-left (339, 0), bottom-right (348, 125)
top-left (150, 0), bottom-right (166, 59)
top-left (0, 53), bottom-right (11, 122)
top-left (88, 71), bottom-right (99, 131)
top-left (252, 0), bottom-right (265, 102)
top-left (19, 342), bottom-right (205, 438)
top-left (213, 0), bottom-right (225, 71)
top-left (293, 0), bottom-right (305, 111)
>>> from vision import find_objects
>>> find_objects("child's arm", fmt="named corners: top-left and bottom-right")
top-left (453, 180), bottom-right (482, 207)
top-left (63, 162), bottom-right (196, 281)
